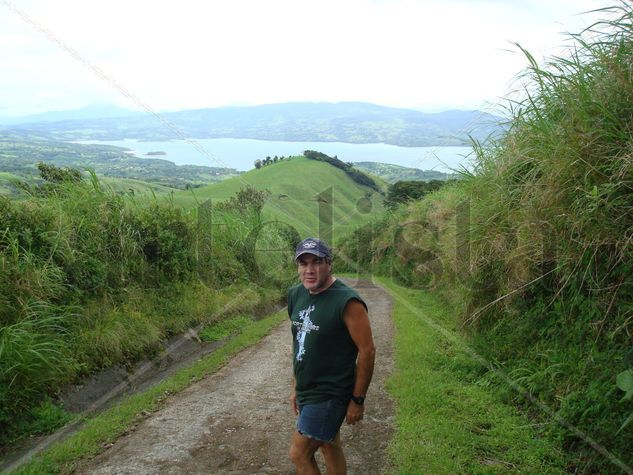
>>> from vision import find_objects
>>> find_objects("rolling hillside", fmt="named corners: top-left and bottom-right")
top-left (353, 161), bottom-right (457, 183)
top-left (173, 156), bottom-right (384, 239)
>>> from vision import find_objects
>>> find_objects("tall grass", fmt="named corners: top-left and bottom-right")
top-left (0, 170), bottom-right (292, 446)
top-left (340, 4), bottom-right (632, 472)
top-left (463, 4), bottom-right (633, 326)
top-left (0, 305), bottom-right (76, 427)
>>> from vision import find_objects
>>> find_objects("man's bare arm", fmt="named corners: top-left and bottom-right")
top-left (343, 299), bottom-right (376, 424)
top-left (290, 376), bottom-right (298, 415)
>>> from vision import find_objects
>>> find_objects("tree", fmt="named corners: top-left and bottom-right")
top-left (385, 180), bottom-right (447, 209)
top-left (217, 185), bottom-right (271, 216)
top-left (254, 159), bottom-right (262, 169)
top-left (37, 162), bottom-right (82, 183)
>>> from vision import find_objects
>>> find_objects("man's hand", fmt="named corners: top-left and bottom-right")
top-left (290, 391), bottom-right (298, 415)
top-left (346, 400), bottom-right (364, 425)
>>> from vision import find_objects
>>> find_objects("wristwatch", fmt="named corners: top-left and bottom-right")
top-left (350, 395), bottom-right (365, 405)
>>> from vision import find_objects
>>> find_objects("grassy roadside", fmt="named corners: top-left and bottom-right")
top-left (378, 277), bottom-right (568, 474)
top-left (338, 7), bottom-right (633, 470)
top-left (11, 309), bottom-right (287, 475)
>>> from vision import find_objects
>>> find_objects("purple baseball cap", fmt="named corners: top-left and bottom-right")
top-left (294, 237), bottom-right (332, 261)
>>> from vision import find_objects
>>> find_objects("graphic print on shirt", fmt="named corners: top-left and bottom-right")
top-left (293, 304), bottom-right (319, 362)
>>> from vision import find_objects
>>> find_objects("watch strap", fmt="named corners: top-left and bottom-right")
top-left (350, 395), bottom-right (365, 405)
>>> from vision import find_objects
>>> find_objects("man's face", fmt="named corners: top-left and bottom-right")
top-left (297, 253), bottom-right (332, 293)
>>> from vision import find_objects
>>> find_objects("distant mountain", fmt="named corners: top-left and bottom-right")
top-left (5, 102), bottom-right (504, 147)
top-left (0, 103), bottom-right (142, 126)
top-left (353, 162), bottom-right (457, 184)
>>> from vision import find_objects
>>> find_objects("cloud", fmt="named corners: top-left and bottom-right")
top-left (0, 0), bottom-right (605, 115)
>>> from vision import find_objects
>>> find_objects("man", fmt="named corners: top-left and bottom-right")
top-left (287, 237), bottom-right (376, 475)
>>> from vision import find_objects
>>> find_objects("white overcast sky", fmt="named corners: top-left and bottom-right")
top-left (0, 0), bottom-right (610, 116)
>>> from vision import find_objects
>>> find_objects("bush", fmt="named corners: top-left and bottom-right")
top-left (384, 180), bottom-right (448, 209)
top-left (137, 203), bottom-right (195, 283)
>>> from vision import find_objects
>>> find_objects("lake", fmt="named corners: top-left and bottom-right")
top-left (79, 138), bottom-right (474, 172)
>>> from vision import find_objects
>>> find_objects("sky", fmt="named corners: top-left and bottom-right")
top-left (0, 0), bottom-right (611, 117)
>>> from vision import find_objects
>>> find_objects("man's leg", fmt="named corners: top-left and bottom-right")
top-left (320, 432), bottom-right (347, 475)
top-left (289, 430), bottom-right (322, 475)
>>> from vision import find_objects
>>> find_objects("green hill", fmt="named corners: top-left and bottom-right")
top-left (173, 156), bottom-right (384, 239)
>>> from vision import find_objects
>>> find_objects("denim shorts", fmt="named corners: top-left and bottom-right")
top-left (296, 398), bottom-right (347, 443)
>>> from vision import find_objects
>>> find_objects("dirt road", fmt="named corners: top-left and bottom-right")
top-left (77, 279), bottom-right (394, 474)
